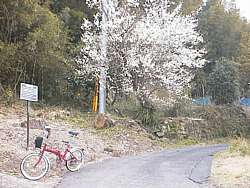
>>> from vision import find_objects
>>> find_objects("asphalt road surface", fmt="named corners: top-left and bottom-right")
top-left (57, 144), bottom-right (227, 188)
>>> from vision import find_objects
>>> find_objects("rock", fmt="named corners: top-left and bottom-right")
top-left (112, 150), bottom-right (122, 157)
top-left (155, 131), bottom-right (165, 138)
top-left (89, 154), bottom-right (97, 161)
top-left (48, 110), bottom-right (71, 120)
top-left (20, 119), bottom-right (48, 130)
top-left (148, 134), bottom-right (157, 140)
top-left (104, 147), bottom-right (114, 153)
top-left (94, 114), bottom-right (114, 129)
top-left (36, 112), bottom-right (44, 118)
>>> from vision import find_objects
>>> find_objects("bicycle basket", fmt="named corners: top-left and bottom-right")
top-left (35, 137), bottom-right (43, 148)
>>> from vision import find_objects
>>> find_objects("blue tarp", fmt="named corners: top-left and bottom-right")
top-left (192, 97), bottom-right (250, 106)
top-left (192, 97), bottom-right (211, 105)
top-left (240, 98), bottom-right (250, 106)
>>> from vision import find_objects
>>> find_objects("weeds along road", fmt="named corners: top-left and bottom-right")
top-left (57, 145), bottom-right (227, 188)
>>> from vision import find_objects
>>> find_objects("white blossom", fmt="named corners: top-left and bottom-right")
top-left (77, 0), bottom-right (205, 102)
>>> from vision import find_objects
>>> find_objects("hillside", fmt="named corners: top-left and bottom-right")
top-left (0, 103), bottom-right (165, 188)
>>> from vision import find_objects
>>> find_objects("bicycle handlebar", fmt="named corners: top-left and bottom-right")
top-left (62, 140), bottom-right (69, 144)
top-left (68, 131), bottom-right (79, 137)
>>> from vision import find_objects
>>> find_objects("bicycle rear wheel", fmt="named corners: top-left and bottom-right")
top-left (66, 148), bottom-right (83, 172)
top-left (20, 153), bottom-right (49, 180)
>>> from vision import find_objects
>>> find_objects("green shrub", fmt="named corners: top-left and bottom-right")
top-left (136, 102), bottom-right (160, 130)
top-left (164, 97), bottom-right (192, 117)
top-left (208, 59), bottom-right (240, 105)
top-left (111, 95), bottom-right (140, 118)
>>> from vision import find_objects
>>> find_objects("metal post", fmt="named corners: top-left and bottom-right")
top-left (26, 101), bottom-right (30, 150)
top-left (99, 0), bottom-right (108, 114)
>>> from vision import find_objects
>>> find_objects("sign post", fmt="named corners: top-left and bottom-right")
top-left (26, 101), bottom-right (29, 150)
top-left (20, 83), bottom-right (38, 150)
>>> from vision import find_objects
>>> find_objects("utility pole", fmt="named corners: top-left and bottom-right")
top-left (99, 0), bottom-right (108, 114)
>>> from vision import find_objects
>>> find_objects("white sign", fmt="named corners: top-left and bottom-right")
top-left (20, 83), bottom-right (38, 102)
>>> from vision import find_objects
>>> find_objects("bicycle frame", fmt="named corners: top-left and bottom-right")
top-left (35, 143), bottom-right (77, 167)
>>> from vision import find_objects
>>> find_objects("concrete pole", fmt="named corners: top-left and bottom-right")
top-left (99, 0), bottom-right (108, 113)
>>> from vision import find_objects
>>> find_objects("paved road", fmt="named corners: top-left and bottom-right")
top-left (57, 144), bottom-right (227, 188)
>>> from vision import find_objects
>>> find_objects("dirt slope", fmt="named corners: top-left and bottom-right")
top-left (0, 104), bottom-right (163, 188)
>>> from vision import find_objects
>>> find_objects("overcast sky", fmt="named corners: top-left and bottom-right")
top-left (236, 0), bottom-right (250, 20)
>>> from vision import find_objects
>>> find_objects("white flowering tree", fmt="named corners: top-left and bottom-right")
top-left (76, 0), bottom-right (205, 106)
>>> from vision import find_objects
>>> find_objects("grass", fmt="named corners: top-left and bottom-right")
top-left (14, 102), bottom-right (250, 153)
top-left (35, 106), bottom-right (96, 129)
top-left (211, 137), bottom-right (250, 187)
top-left (209, 137), bottom-right (250, 158)
top-left (96, 124), bottom-right (142, 139)
top-left (152, 138), bottom-right (171, 148)
top-left (229, 137), bottom-right (250, 156)
top-left (175, 137), bottom-right (200, 146)
top-left (64, 113), bottom-right (96, 129)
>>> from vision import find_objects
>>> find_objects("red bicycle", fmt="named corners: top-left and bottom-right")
top-left (20, 128), bottom-right (84, 180)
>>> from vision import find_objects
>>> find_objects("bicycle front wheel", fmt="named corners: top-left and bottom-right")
top-left (66, 148), bottom-right (83, 172)
top-left (20, 153), bottom-right (49, 180)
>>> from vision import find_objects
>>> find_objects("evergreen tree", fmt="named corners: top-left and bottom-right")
top-left (198, 0), bottom-right (242, 61)
top-left (237, 31), bottom-right (250, 96)
top-left (0, 0), bottom-right (71, 104)
top-left (208, 58), bottom-right (240, 105)
top-left (191, 70), bottom-right (207, 98)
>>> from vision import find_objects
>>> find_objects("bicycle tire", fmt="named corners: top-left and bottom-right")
top-left (66, 148), bottom-right (84, 172)
top-left (20, 153), bottom-right (49, 180)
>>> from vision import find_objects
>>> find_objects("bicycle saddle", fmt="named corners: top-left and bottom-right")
top-left (68, 131), bottom-right (79, 137)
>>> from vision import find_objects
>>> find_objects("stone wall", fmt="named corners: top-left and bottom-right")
top-left (154, 115), bottom-right (250, 141)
